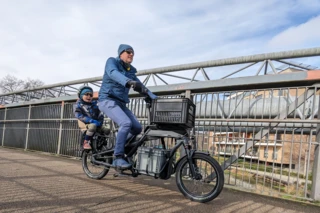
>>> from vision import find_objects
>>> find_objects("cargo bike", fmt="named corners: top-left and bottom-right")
top-left (81, 96), bottom-right (224, 203)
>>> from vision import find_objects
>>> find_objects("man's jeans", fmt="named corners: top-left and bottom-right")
top-left (99, 99), bottom-right (142, 157)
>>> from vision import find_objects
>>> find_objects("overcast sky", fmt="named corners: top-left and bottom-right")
top-left (0, 0), bottom-right (320, 85)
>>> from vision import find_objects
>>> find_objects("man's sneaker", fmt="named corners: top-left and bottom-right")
top-left (112, 158), bottom-right (132, 170)
top-left (83, 140), bottom-right (92, 150)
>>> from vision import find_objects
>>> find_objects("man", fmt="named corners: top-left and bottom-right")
top-left (74, 85), bottom-right (110, 149)
top-left (98, 44), bottom-right (157, 170)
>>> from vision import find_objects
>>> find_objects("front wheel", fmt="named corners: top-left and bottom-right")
top-left (175, 153), bottom-right (224, 203)
top-left (82, 150), bottom-right (110, 179)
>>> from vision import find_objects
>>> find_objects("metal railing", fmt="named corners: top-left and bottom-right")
top-left (1, 47), bottom-right (320, 202)
top-left (1, 47), bottom-right (320, 104)
top-left (191, 87), bottom-right (319, 200)
top-left (1, 85), bottom-right (320, 201)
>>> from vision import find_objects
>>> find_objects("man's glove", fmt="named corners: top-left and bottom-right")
top-left (126, 80), bottom-right (147, 94)
top-left (90, 119), bottom-right (102, 127)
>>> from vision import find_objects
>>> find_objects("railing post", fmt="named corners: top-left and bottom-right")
top-left (311, 95), bottom-right (320, 200)
top-left (1, 108), bottom-right (7, 147)
top-left (25, 105), bottom-right (31, 150)
top-left (57, 101), bottom-right (64, 155)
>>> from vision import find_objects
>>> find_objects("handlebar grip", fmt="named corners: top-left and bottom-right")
top-left (144, 96), bottom-right (152, 103)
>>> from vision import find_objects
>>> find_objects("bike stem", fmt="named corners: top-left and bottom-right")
top-left (184, 146), bottom-right (197, 178)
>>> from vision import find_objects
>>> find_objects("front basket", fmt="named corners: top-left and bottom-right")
top-left (150, 98), bottom-right (195, 128)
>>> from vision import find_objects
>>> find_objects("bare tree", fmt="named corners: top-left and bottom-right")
top-left (0, 75), bottom-right (24, 93)
top-left (0, 75), bottom-right (45, 93)
top-left (23, 78), bottom-right (45, 90)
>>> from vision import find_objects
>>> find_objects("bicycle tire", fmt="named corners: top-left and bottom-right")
top-left (82, 150), bottom-right (110, 179)
top-left (175, 153), bottom-right (224, 203)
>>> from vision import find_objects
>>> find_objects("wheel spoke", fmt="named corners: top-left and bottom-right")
top-left (191, 183), bottom-right (198, 194)
top-left (176, 153), bottom-right (224, 202)
top-left (181, 160), bottom-right (216, 196)
top-left (82, 150), bottom-right (110, 179)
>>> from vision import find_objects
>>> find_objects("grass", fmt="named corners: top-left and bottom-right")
top-left (221, 158), bottom-right (313, 180)
top-left (222, 159), bottom-right (316, 201)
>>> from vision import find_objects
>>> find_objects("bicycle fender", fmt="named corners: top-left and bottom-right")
top-left (175, 151), bottom-right (210, 167)
top-left (80, 149), bottom-right (85, 159)
top-left (193, 151), bottom-right (210, 156)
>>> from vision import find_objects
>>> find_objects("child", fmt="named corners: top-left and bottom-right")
top-left (74, 86), bottom-right (110, 149)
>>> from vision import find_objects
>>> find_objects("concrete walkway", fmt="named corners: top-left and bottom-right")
top-left (0, 147), bottom-right (319, 213)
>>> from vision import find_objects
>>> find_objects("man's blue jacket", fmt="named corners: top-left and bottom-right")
top-left (99, 57), bottom-right (142, 103)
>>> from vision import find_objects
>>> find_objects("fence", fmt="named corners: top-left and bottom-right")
top-left (1, 84), bottom-right (320, 202)
top-left (1, 47), bottom-right (320, 201)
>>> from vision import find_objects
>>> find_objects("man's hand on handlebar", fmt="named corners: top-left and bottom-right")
top-left (144, 96), bottom-right (152, 104)
top-left (126, 80), bottom-right (147, 94)
top-left (144, 91), bottom-right (158, 109)
top-left (126, 80), bottom-right (158, 100)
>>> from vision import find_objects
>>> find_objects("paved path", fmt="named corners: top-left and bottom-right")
top-left (0, 147), bottom-right (319, 213)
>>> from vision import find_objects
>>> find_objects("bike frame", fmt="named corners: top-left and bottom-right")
top-left (90, 123), bottom-right (203, 178)
top-left (83, 98), bottom-right (224, 203)
top-left (90, 97), bottom-right (202, 179)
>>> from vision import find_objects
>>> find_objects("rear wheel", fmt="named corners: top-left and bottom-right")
top-left (82, 150), bottom-right (110, 179)
top-left (175, 153), bottom-right (224, 203)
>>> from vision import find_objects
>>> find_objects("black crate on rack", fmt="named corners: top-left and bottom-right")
top-left (150, 98), bottom-right (195, 128)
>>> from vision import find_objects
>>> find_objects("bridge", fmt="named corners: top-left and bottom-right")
top-left (1, 147), bottom-right (320, 212)
top-left (1, 47), bottom-right (320, 210)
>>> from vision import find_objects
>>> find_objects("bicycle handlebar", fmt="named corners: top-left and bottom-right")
top-left (144, 96), bottom-right (152, 109)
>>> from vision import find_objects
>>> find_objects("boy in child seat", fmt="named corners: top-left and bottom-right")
top-left (74, 85), bottom-right (110, 149)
